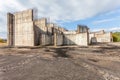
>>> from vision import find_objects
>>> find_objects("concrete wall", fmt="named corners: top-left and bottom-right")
top-left (64, 34), bottom-right (76, 45)
top-left (56, 34), bottom-right (63, 46)
top-left (14, 10), bottom-right (35, 46)
top-left (41, 34), bottom-right (52, 45)
top-left (89, 33), bottom-right (96, 44)
top-left (64, 33), bottom-right (89, 46)
top-left (93, 30), bottom-right (105, 34)
top-left (95, 32), bottom-right (112, 42)
top-left (63, 31), bottom-right (76, 34)
top-left (34, 18), bottom-right (47, 33)
top-left (76, 33), bottom-right (89, 46)
top-left (89, 32), bottom-right (113, 44)
top-left (34, 18), bottom-right (53, 46)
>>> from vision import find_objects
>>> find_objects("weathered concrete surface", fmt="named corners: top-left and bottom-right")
top-left (95, 32), bottom-right (112, 42)
top-left (41, 34), bottom-right (52, 45)
top-left (90, 30), bottom-right (113, 44)
top-left (15, 22), bottom-right (34, 46)
top-left (0, 43), bottom-right (120, 80)
top-left (56, 34), bottom-right (63, 46)
top-left (14, 10), bottom-right (35, 46)
top-left (34, 18), bottom-right (47, 34)
top-left (7, 13), bottom-right (14, 46)
top-left (7, 10), bottom-right (35, 46)
top-left (64, 33), bottom-right (89, 46)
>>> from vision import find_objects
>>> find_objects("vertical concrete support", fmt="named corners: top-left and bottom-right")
top-left (54, 33), bottom-right (57, 47)
top-left (110, 32), bottom-right (113, 42)
top-left (7, 13), bottom-right (14, 46)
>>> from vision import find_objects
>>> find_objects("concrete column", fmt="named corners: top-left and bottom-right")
top-left (7, 13), bottom-right (14, 46)
top-left (54, 33), bottom-right (57, 47)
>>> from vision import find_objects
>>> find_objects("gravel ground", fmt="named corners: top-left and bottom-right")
top-left (0, 43), bottom-right (120, 80)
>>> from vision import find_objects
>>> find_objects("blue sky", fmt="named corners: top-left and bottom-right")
top-left (0, 0), bottom-right (120, 38)
top-left (58, 8), bottom-right (120, 31)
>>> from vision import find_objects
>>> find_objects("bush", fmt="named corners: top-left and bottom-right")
top-left (112, 32), bottom-right (120, 42)
top-left (0, 38), bottom-right (6, 43)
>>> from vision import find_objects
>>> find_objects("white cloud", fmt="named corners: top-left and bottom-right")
top-left (92, 27), bottom-right (120, 32)
top-left (92, 18), bottom-right (115, 24)
top-left (107, 27), bottom-right (120, 31)
top-left (92, 16), bottom-right (120, 24)
top-left (101, 9), bottom-right (120, 16)
top-left (1, 0), bottom-right (120, 21)
top-left (92, 28), bottom-right (104, 32)
top-left (0, 32), bottom-right (7, 39)
top-left (0, 0), bottom-right (120, 37)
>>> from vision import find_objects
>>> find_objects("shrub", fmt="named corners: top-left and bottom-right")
top-left (112, 32), bottom-right (120, 42)
top-left (0, 38), bottom-right (6, 43)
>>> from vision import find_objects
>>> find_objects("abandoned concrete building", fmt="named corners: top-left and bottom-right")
top-left (7, 9), bottom-right (113, 47)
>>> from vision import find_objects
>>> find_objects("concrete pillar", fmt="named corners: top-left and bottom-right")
top-left (54, 33), bottom-right (57, 47)
top-left (7, 13), bottom-right (14, 46)
top-left (110, 32), bottom-right (113, 42)
top-left (77, 25), bottom-right (89, 33)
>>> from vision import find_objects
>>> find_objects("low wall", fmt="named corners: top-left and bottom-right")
top-left (64, 33), bottom-right (89, 46)
top-left (89, 32), bottom-right (112, 44)
top-left (95, 32), bottom-right (112, 42)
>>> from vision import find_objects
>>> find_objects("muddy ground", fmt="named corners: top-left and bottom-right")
top-left (0, 43), bottom-right (120, 80)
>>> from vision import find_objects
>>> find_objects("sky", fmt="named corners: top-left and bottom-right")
top-left (0, 0), bottom-right (120, 39)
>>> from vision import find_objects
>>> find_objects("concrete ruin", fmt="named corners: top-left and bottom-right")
top-left (7, 9), bottom-right (112, 47)
top-left (89, 30), bottom-right (113, 44)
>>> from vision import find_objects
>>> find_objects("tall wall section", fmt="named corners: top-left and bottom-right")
top-left (14, 10), bottom-right (35, 46)
top-left (34, 18), bottom-right (53, 45)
